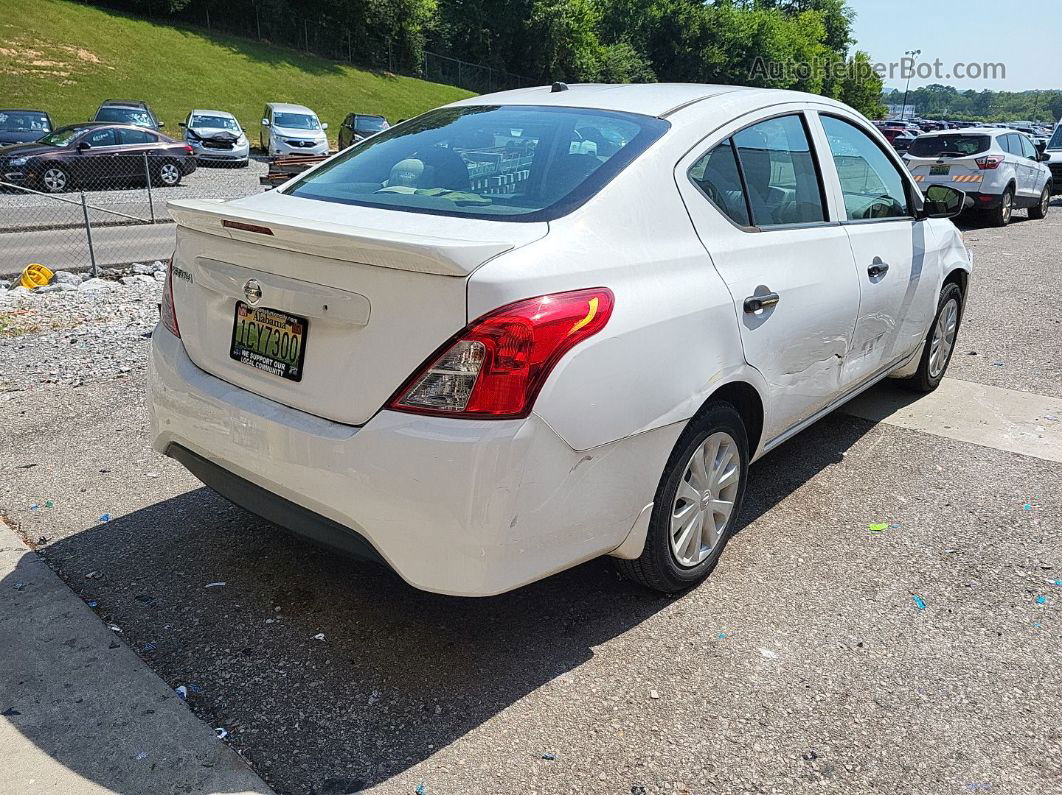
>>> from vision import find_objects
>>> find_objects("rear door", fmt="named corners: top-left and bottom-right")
top-left (676, 109), bottom-right (861, 441)
top-left (116, 127), bottom-right (158, 180)
top-left (813, 112), bottom-right (939, 384)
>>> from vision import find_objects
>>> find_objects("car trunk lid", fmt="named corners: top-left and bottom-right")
top-left (167, 195), bottom-right (547, 425)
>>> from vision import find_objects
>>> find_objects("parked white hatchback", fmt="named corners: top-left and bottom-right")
top-left (904, 127), bottom-right (1052, 225)
top-left (150, 84), bottom-right (972, 596)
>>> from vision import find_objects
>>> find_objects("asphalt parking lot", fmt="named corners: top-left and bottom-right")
top-left (1, 200), bottom-right (1060, 794)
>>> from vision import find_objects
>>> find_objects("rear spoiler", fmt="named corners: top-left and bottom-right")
top-left (167, 199), bottom-right (515, 277)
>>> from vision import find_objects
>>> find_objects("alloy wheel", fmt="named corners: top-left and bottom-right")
top-left (42, 167), bottom-right (67, 192)
top-left (159, 163), bottom-right (180, 185)
top-left (928, 297), bottom-right (959, 379)
top-left (669, 431), bottom-right (740, 567)
top-left (1001, 191), bottom-right (1012, 224)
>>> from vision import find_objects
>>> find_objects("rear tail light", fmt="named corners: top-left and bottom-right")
top-left (974, 155), bottom-right (1004, 169)
top-left (389, 288), bottom-right (614, 419)
top-left (159, 256), bottom-right (180, 338)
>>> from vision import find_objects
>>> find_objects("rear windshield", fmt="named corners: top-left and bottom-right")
top-left (96, 107), bottom-right (153, 127)
top-left (0, 111), bottom-right (50, 132)
top-left (908, 134), bottom-right (990, 158)
top-left (1049, 127), bottom-right (1062, 150)
top-left (286, 105), bottom-right (669, 221)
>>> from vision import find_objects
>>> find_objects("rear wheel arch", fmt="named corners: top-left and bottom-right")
top-left (700, 380), bottom-right (764, 457)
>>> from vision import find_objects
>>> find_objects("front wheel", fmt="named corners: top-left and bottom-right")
top-left (1028, 185), bottom-right (1050, 220)
top-left (903, 282), bottom-right (964, 393)
top-left (615, 402), bottom-right (748, 593)
top-left (40, 164), bottom-right (70, 193)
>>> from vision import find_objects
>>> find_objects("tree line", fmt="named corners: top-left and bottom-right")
top-left (884, 85), bottom-right (1062, 124)
top-left (90, 0), bottom-right (887, 117)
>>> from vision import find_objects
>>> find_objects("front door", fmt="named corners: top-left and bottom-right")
top-left (73, 126), bottom-right (123, 186)
top-left (676, 110), bottom-right (861, 442)
top-left (815, 113), bottom-right (939, 385)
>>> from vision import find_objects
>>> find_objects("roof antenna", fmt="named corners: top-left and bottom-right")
top-left (551, 81), bottom-right (569, 93)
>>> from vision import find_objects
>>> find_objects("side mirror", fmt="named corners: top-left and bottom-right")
top-left (158, 121), bottom-right (165, 128)
top-left (321, 122), bottom-right (328, 130)
top-left (922, 184), bottom-right (965, 219)
top-left (178, 121), bottom-right (186, 128)
top-left (261, 119), bottom-right (270, 127)
top-left (77, 141), bottom-right (92, 152)
top-left (1037, 150), bottom-right (1051, 162)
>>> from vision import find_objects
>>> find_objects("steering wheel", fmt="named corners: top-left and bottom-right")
top-left (862, 196), bottom-right (898, 219)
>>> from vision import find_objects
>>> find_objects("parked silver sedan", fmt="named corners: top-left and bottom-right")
top-left (180, 109), bottom-right (249, 167)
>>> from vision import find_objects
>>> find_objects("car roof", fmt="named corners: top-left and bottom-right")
top-left (918, 127), bottom-right (1023, 137)
top-left (267, 103), bottom-right (316, 114)
top-left (190, 109), bottom-right (235, 118)
top-left (100, 99), bottom-right (150, 108)
top-left (446, 83), bottom-right (752, 117)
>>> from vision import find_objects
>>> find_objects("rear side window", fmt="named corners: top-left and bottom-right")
top-left (908, 135), bottom-right (990, 158)
top-left (119, 128), bottom-right (157, 145)
top-left (732, 115), bottom-right (825, 227)
top-left (820, 115), bottom-right (910, 221)
top-left (287, 105), bottom-right (669, 222)
top-left (1001, 134), bottom-right (1020, 155)
top-left (689, 139), bottom-right (750, 226)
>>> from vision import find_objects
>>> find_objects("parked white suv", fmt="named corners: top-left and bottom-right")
top-left (260, 103), bottom-right (328, 158)
top-left (150, 85), bottom-right (972, 596)
top-left (905, 128), bottom-right (1052, 225)
top-left (1046, 121), bottom-right (1062, 195)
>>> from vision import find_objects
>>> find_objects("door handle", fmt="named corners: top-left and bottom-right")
top-left (743, 292), bottom-right (780, 313)
top-left (868, 262), bottom-right (890, 278)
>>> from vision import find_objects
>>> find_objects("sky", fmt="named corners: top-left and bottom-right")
top-left (845, 0), bottom-right (1062, 92)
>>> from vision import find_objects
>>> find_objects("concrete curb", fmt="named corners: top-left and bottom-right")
top-left (0, 520), bottom-right (275, 794)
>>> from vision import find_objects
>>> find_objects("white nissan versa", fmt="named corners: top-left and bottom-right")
top-left (149, 84), bottom-right (973, 596)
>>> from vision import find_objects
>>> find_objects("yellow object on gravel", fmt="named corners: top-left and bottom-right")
top-left (19, 263), bottom-right (54, 289)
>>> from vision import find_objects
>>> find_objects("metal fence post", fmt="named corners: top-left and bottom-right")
top-left (81, 191), bottom-right (98, 277)
top-left (144, 152), bottom-right (155, 224)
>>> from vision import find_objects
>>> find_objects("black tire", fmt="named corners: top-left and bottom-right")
top-left (615, 402), bottom-right (748, 593)
top-left (152, 159), bottom-right (182, 187)
top-left (1028, 185), bottom-right (1050, 220)
top-left (985, 186), bottom-right (1014, 227)
top-left (903, 282), bottom-right (964, 393)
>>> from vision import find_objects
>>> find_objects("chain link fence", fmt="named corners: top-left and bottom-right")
top-left (1, 151), bottom-right (264, 278)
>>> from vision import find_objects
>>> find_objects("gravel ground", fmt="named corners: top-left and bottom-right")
top-left (0, 206), bottom-right (1060, 794)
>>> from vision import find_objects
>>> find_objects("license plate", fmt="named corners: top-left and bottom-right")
top-left (930, 164), bottom-right (950, 175)
top-left (230, 301), bottom-right (308, 381)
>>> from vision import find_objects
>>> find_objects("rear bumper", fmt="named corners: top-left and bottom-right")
top-left (964, 191), bottom-right (1004, 210)
top-left (147, 328), bottom-right (675, 596)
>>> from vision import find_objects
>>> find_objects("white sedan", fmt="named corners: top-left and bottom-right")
top-left (149, 83), bottom-right (972, 596)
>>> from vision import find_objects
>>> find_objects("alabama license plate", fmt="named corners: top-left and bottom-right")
top-left (230, 301), bottom-right (308, 381)
top-left (930, 164), bottom-right (950, 175)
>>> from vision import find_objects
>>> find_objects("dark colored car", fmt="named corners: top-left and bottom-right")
top-left (93, 99), bottom-right (164, 131)
top-left (879, 127), bottom-right (918, 151)
top-left (0, 123), bottom-right (196, 193)
top-left (0, 109), bottom-right (53, 146)
top-left (337, 113), bottom-right (389, 149)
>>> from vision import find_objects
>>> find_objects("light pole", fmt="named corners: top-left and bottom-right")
top-left (901, 49), bottom-right (921, 120)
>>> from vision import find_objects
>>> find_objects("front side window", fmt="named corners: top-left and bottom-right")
top-left (821, 115), bottom-right (910, 221)
top-left (732, 115), bottom-right (825, 227)
top-left (273, 113), bottom-right (320, 130)
top-left (1019, 135), bottom-right (1036, 159)
top-left (287, 105), bottom-right (668, 221)
top-left (84, 128), bottom-right (118, 147)
top-left (39, 126), bottom-right (88, 147)
top-left (689, 139), bottom-right (750, 226)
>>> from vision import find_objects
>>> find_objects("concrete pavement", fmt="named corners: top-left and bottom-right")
top-left (0, 520), bottom-right (273, 795)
